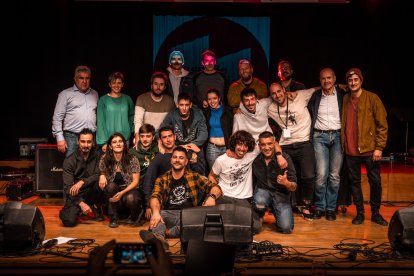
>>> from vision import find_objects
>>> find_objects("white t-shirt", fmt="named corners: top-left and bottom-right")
top-left (211, 147), bottom-right (260, 199)
top-left (268, 88), bottom-right (315, 145)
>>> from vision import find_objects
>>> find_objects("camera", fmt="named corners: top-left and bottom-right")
top-left (113, 243), bottom-right (155, 264)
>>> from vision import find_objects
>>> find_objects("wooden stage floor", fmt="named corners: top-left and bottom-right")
top-left (1, 195), bottom-right (414, 275)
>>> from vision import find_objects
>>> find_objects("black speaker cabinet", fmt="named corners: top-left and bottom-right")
top-left (181, 204), bottom-right (253, 246)
top-left (0, 201), bottom-right (45, 250)
top-left (35, 144), bottom-right (65, 195)
top-left (388, 206), bottom-right (414, 255)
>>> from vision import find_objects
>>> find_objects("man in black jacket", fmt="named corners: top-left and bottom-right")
top-left (59, 128), bottom-right (103, 227)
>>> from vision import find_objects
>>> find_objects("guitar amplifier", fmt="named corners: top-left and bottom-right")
top-left (6, 178), bottom-right (34, 201)
top-left (35, 144), bottom-right (65, 195)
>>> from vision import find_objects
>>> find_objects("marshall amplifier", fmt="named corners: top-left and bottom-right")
top-left (35, 144), bottom-right (65, 195)
top-left (6, 178), bottom-right (34, 201)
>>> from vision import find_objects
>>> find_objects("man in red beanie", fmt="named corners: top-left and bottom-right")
top-left (341, 68), bottom-right (388, 226)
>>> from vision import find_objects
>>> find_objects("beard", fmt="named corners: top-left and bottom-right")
top-left (151, 91), bottom-right (162, 98)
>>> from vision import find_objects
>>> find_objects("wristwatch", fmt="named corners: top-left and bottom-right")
top-left (275, 151), bottom-right (282, 156)
top-left (207, 194), bottom-right (217, 200)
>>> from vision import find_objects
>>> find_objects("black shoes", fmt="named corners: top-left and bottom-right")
top-left (139, 230), bottom-right (169, 251)
top-left (352, 213), bottom-right (365, 225)
top-left (325, 210), bottom-right (336, 221)
top-left (371, 213), bottom-right (388, 226)
top-left (92, 206), bottom-right (104, 222)
top-left (313, 210), bottom-right (324, 220)
top-left (109, 217), bottom-right (118, 228)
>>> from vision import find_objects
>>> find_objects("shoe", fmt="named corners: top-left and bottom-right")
top-left (92, 206), bottom-right (104, 222)
top-left (109, 217), bottom-right (118, 228)
top-left (297, 206), bottom-right (313, 221)
top-left (352, 213), bottom-right (365, 225)
top-left (139, 230), bottom-right (169, 251)
top-left (371, 213), bottom-right (388, 226)
top-left (313, 210), bottom-right (324, 220)
top-left (326, 210), bottom-right (336, 221)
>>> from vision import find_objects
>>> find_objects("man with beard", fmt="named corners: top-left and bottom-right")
top-left (267, 82), bottom-right (317, 221)
top-left (160, 93), bottom-right (208, 175)
top-left (227, 59), bottom-right (268, 113)
top-left (192, 50), bottom-right (227, 108)
top-left (232, 88), bottom-right (273, 142)
top-left (59, 128), bottom-right (103, 227)
top-left (140, 146), bottom-right (221, 250)
top-left (277, 60), bottom-right (306, 92)
top-left (134, 72), bottom-right (175, 146)
top-left (165, 50), bottom-right (195, 103)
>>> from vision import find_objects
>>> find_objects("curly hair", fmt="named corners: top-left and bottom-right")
top-left (102, 132), bottom-right (132, 176)
top-left (228, 130), bottom-right (256, 153)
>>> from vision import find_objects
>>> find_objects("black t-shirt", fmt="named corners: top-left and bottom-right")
top-left (164, 176), bottom-right (193, 210)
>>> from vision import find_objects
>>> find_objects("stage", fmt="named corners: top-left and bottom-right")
top-left (1, 161), bottom-right (414, 275)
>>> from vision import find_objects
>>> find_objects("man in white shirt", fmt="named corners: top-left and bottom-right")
top-left (267, 82), bottom-right (316, 221)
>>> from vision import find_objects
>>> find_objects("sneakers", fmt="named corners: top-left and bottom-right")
top-left (352, 213), bottom-right (365, 225)
top-left (109, 217), bottom-right (118, 228)
top-left (371, 213), bottom-right (388, 226)
top-left (297, 206), bottom-right (313, 221)
top-left (325, 210), bottom-right (336, 221)
top-left (139, 230), bottom-right (169, 251)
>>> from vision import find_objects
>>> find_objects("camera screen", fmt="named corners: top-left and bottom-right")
top-left (113, 243), bottom-right (154, 264)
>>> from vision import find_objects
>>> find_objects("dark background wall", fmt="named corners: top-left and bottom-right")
top-left (4, 0), bottom-right (412, 159)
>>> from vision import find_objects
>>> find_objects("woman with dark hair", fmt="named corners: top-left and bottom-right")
top-left (203, 88), bottom-right (233, 170)
top-left (99, 132), bottom-right (142, 228)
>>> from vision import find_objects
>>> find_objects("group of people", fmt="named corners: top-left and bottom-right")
top-left (53, 50), bottom-right (389, 248)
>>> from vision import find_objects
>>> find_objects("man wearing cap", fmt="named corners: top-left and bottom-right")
top-left (227, 59), bottom-right (268, 113)
top-left (342, 68), bottom-right (388, 226)
top-left (165, 50), bottom-right (194, 103)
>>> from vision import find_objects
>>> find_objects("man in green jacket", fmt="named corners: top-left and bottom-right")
top-left (341, 68), bottom-right (388, 226)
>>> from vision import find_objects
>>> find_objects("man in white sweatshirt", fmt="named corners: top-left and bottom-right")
top-left (165, 50), bottom-right (194, 103)
top-left (232, 88), bottom-right (272, 142)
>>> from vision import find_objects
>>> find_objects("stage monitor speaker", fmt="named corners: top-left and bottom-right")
top-left (184, 240), bottom-right (236, 276)
top-left (388, 206), bottom-right (414, 255)
top-left (0, 201), bottom-right (45, 250)
top-left (181, 204), bottom-right (252, 247)
top-left (35, 144), bottom-right (65, 195)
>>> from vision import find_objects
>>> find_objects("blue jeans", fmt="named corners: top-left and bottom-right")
top-left (63, 131), bottom-right (78, 157)
top-left (313, 132), bottom-right (343, 211)
top-left (206, 142), bottom-right (226, 170)
top-left (151, 210), bottom-right (181, 238)
top-left (253, 188), bottom-right (293, 234)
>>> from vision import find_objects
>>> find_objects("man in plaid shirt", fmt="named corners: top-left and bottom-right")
top-left (140, 146), bottom-right (222, 250)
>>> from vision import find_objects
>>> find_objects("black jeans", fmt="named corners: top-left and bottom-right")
top-left (282, 141), bottom-right (315, 206)
top-left (345, 155), bottom-right (382, 214)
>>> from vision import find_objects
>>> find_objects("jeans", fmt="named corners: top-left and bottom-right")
top-left (313, 132), bottom-right (343, 211)
top-left (345, 155), bottom-right (382, 214)
top-left (206, 142), bottom-right (226, 170)
top-left (63, 131), bottom-right (79, 157)
top-left (253, 188), bottom-right (293, 234)
top-left (151, 210), bottom-right (181, 238)
top-left (282, 141), bottom-right (315, 206)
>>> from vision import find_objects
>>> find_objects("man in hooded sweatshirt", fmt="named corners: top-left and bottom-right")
top-left (165, 50), bottom-right (194, 103)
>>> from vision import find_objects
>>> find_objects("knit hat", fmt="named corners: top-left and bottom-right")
top-left (169, 50), bottom-right (185, 65)
top-left (346, 68), bottom-right (363, 82)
